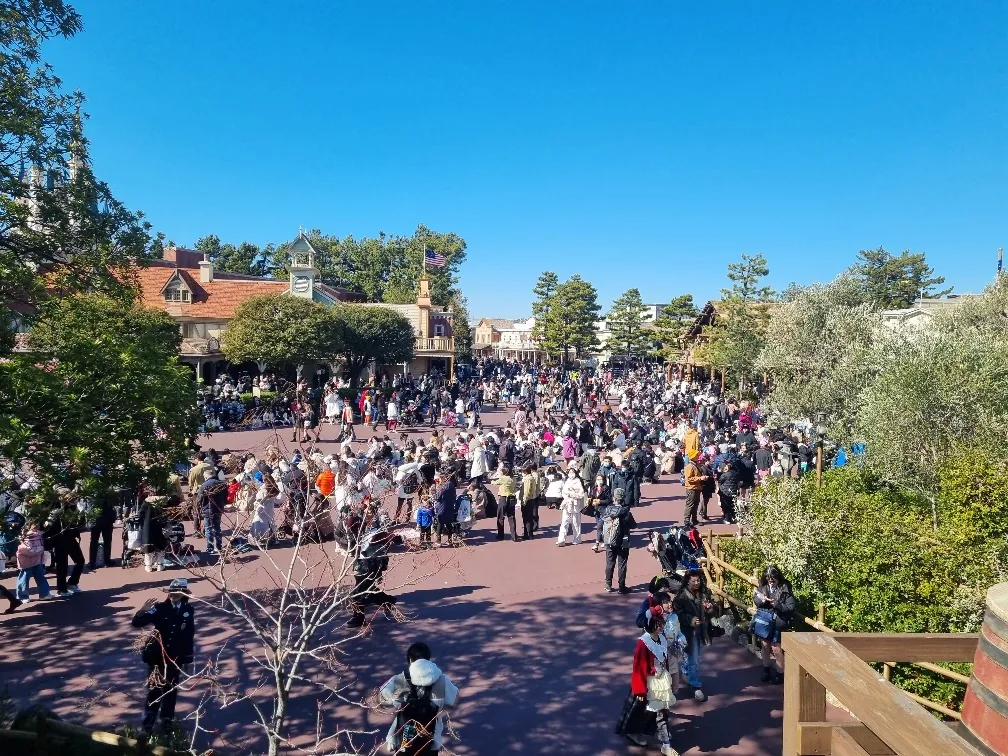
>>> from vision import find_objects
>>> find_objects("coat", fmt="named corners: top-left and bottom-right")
top-left (560, 477), bottom-right (585, 510)
top-left (380, 658), bottom-right (459, 752)
top-left (469, 446), bottom-right (490, 479)
top-left (434, 479), bottom-right (457, 523)
top-left (132, 597), bottom-right (195, 664)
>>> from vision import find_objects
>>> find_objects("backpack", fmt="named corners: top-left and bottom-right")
top-left (397, 670), bottom-right (440, 755)
top-left (603, 513), bottom-right (621, 548)
top-left (401, 472), bottom-right (420, 496)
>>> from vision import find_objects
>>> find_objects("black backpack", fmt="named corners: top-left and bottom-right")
top-left (397, 669), bottom-right (440, 755)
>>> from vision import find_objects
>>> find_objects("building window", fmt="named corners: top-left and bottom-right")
top-left (434, 324), bottom-right (445, 337)
top-left (164, 286), bottom-right (190, 302)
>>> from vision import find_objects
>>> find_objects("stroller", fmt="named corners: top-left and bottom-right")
top-left (121, 511), bottom-right (145, 568)
top-left (161, 520), bottom-right (198, 568)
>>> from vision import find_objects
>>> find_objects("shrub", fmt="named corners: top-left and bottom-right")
top-left (722, 460), bottom-right (1007, 711)
top-left (238, 390), bottom-right (278, 404)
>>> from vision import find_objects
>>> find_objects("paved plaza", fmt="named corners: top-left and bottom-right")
top-left (0, 408), bottom-right (783, 754)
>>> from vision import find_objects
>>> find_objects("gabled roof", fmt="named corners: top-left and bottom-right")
top-left (158, 269), bottom-right (194, 295)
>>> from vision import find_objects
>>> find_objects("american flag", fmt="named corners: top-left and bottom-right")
top-left (424, 248), bottom-right (447, 268)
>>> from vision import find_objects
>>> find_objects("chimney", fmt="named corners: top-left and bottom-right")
top-left (199, 251), bottom-right (214, 283)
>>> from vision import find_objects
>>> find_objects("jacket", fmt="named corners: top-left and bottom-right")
top-left (684, 461), bottom-right (704, 491)
top-left (469, 446), bottom-right (490, 479)
top-left (602, 500), bottom-right (631, 547)
top-left (434, 479), bottom-right (457, 522)
top-left (683, 428), bottom-right (701, 460)
top-left (577, 450), bottom-right (601, 488)
top-left (380, 658), bottom-right (459, 752)
top-left (611, 467), bottom-right (635, 503)
top-left (755, 581), bottom-right (797, 629)
top-left (675, 585), bottom-right (718, 646)
top-left (132, 597), bottom-right (195, 663)
top-left (520, 472), bottom-right (541, 502)
top-left (16, 529), bottom-right (45, 569)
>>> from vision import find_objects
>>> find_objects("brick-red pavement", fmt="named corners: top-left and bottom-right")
top-left (0, 408), bottom-right (784, 754)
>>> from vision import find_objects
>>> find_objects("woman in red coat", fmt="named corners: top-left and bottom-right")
top-left (615, 612), bottom-right (681, 756)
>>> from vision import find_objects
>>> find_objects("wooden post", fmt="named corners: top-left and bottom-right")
top-left (783, 663), bottom-right (827, 756)
top-left (816, 442), bottom-right (824, 488)
top-left (883, 663), bottom-right (892, 682)
top-left (817, 603), bottom-right (826, 626)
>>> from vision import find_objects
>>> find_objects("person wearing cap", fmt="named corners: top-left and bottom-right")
top-left (132, 579), bottom-right (195, 735)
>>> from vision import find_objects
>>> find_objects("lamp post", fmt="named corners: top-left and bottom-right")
top-left (815, 412), bottom-right (828, 488)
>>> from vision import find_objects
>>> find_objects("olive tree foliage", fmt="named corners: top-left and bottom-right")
top-left (856, 320), bottom-right (1008, 526)
top-left (756, 276), bottom-right (879, 439)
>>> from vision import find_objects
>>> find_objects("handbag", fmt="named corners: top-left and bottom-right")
top-left (646, 668), bottom-right (674, 711)
top-left (752, 607), bottom-right (776, 640)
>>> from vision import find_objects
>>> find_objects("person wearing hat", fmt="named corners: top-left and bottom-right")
top-left (131, 579), bottom-right (195, 735)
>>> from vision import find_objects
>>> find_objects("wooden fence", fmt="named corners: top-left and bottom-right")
top-left (700, 531), bottom-right (972, 721)
top-left (0, 717), bottom-right (184, 756)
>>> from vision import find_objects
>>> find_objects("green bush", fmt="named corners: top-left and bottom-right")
top-left (723, 458), bottom-right (1007, 711)
top-left (238, 390), bottom-right (278, 404)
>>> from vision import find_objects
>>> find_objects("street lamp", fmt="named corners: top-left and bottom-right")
top-left (815, 412), bottom-right (828, 488)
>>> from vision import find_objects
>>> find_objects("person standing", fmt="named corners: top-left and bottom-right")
top-left (433, 469), bottom-right (457, 548)
top-left (588, 471), bottom-right (612, 553)
top-left (682, 455), bottom-right (707, 528)
top-left (196, 470), bottom-right (227, 556)
top-left (15, 521), bottom-right (52, 602)
top-left (380, 641), bottom-right (460, 755)
top-left (675, 570), bottom-right (716, 702)
top-left (602, 488), bottom-right (632, 593)
top-left (132, 579), bottom-right (195, 735)
top-left (517, 463), bottom-right (540, 540)
top-left (495, 464), bottom-right (519, 542)
top-left (88, 489), bottom-right (117, 570)
top-left (44, 503), bottom-right (84, 597)
top-left (753, 565), bottom-right (795, 684)
top-left (557, 469), bottom-right (585, 546)
top-left (614, 612), bottom-right (682, 756)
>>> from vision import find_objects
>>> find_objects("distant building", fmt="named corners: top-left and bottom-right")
top-left (472, 317), bottom-right (545, 362)
top-left (880, 295), bottom-right (978, 332)
top-left (134, 234), bottom-right (362, 382)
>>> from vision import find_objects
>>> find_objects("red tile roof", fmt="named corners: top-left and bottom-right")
top-left (136, 255), bottom-right (289, 321)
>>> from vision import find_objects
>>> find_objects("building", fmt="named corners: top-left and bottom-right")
top-left (472, 317), bottom-right (545, 362)
top-left (134, 234), bottom-right (362, 382)
top-left (594, 303), bottom-right (667, 361)
top-left (880, 295), bottom-right (978, 332)
top-left (356, 277), bottom-right (456, 380)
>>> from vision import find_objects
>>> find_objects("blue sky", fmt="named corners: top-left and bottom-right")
top-left (48, 1), bottom-right (1006, 317)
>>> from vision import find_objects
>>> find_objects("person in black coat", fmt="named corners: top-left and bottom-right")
top-left (433, 471), bottom-right (457, 547)
top-left (602, 488), bottom-right (633, 594)
top-left (611, 461), bottom-right (636, 509)
top-left (132, 579), bottom-right (195, 734)
top-left (754, 565), bottom-right (796, 683)
top-left (88, 490), bottom-right (117, 570)
top-left (44, 504), bottom-right (84, 596)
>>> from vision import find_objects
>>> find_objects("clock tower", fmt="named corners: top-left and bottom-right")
top-left (288, 232), bottom-right (319, 300)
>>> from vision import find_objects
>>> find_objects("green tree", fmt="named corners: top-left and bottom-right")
top-left (850, 246), bottom-right (951, 310)
top-left (0, 295), bottom-right (200, 496)
top-left (195, 234), bottom-right (266, 277)
top-left (221, 294), bottom-right (330, 366)
top-left (540, 275), bottom-right (601, 363)
top-left (698, 252), bottom-right (774, 389)
top-left (530, 271), bottom-right (559, 345)
top-left (652, 294), bottom-right (698, 360)
top-left (756, 276), bottom-right (879, 439)
top-left (268, 225), bottom-right (466, 306)
top-left (0, 0), bottom-right (157, 353)
top-left (607, 287), bottom-right (650, 358)
top-left (448, 292), bottom-right (473, 362)
top-left (320, 306), bottom-right (415, 390)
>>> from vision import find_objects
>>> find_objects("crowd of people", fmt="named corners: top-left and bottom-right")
top-left (1, 356), bottom-right (817, 753)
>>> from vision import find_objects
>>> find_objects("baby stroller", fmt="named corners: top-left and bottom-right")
top-left (162, 520), bottom-right (199, 568)
top-left (670, 525), bottom-right (705, 570)
top-left (121, 511), bottom-right (145, 568)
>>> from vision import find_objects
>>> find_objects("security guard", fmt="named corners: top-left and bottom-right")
top-left (132, 578), bottom-right (195, 734)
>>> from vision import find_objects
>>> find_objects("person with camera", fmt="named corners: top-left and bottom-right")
top-left (674, 569), bottom-right (720, 702)
top-left (132, 579), bottom-right (195, 735)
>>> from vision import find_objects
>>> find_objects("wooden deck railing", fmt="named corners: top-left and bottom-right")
top-left (700, 531), bottom-right (973, 721)
top-left (0, 716), bottom-right (183, 755)
top-left (414, 336), bottom-right (454, 354)
top-left (782, 632), bottom-right (982, 756)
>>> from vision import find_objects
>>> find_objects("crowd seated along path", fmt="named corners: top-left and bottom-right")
top-left (0, 407), bottom-right (783, 755)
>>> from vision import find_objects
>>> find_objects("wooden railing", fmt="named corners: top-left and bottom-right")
top-left (700, 531), bottom-right (973, 721)
top-left (414, 336), bottom-right (454, 354)
top-left (0, 716), bottom-right (183, 755)
top-left (782, 632), bottom-right (982, 756)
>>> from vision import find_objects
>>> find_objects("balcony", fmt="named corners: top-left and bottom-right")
top-left (180, 336), bottom-right (221, 357)
top-left (414, 336), bottom-right (454, 355)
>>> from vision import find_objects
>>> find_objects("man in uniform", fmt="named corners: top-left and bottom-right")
top-left (132, 578), bottom-right (195, 735)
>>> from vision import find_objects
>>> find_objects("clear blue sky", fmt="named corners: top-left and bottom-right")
top-left (48, 1), bottom-right (1006, 317)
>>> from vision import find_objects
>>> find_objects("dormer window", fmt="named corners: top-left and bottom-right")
top-left (164, 285), bottom-right (191, 302)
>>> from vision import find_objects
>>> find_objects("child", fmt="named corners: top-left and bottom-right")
top-left (16, 522), bottom-right (52, 602)
top-left (415, 497), bottom-right (434, 549)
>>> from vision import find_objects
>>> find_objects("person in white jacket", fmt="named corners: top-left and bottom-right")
top-left (557, 469), bottom-right (586, 546)
top-left (380, 641), bottom-right (459, 754)
top-left (468, 438), bottom-right (489, 483)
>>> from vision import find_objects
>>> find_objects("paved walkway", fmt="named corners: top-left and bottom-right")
top-left (0, 408), bottom-right (783, 754)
